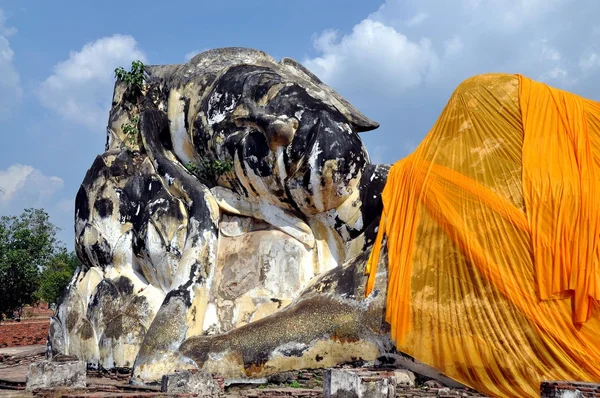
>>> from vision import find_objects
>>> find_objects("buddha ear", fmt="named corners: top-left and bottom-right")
top-left (280, 57), bottom-right (379, 132)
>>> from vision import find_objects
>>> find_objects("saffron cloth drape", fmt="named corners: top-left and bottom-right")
top-left (366, 73), bottom-right (600, 398)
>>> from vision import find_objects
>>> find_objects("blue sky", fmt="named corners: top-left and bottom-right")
top-left (1, 0), bottom-right (600, 248)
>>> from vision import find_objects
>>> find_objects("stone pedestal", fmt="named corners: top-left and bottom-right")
top-left (393, 369), bottom-right (416, 388)
top-left (161, 370), bottom-right (223, 396)
top-left (26, 360), bottom-right (86, 391)
top-left (324, 368), bottom-right (404, 398)
top-left (540, 381), bottom-right (600, 397)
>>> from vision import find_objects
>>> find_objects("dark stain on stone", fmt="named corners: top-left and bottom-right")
top-left (94, 198), bottom-right (113, 218)
top-left (192, 118), bottom-right (212, 158)
top-left (160, 261), bottom-right (205, 309)
top-left (159, 120), bottom-right (174, 151)
top-left (114, 275), bottom-right (134, 297)
top-left (180, 292), bottom-right (373, 373)
top-left (244, 362), bottom-right (265, 377)
top-left (306, 252), bottom-right (367, 296)
top-left (243, 344), bottom-right (271, 375)
top-left (331, 389), bottom-right (359, 398)
top-left (48, 317), bottom-right (65, 357)
top-left (330, 328), bottom-right (361, 344)
top-left (81, 156), bottom-right (108, 190)
top-left (182, 97), bottom-right (191, 132)
top-left (87, 279), bottom-right (122, 333)
top-left (66, 311), bottom-right (79, 333)
top-left (104, 315), bottom-right (124, 339)
top-left (164, 283), bottom-right (193, 308)
top-left (270, 298), bottom-right (282, 309)
top-left (108, 155), bottom-right (130, 178)
top-left (356, 164), bottom-right (389, 242)
top-left (376, 355), bottom-right (396, 365)
top-left (241, 130), bottom-right (272, 178)
top-left (279, 345), bottom-right (308, 358)
top-left (120, 172), bottom-right (153, 226)
top-left (78, 320), bottom-right (94, 340)
top-left (87, 231), bottom-right (113, 270)
top-left (315, 354), bottom-right (324, 362)
top-left (122, 295), bottom-right (150, 322)
top-left (75, 187), bottom-right (89, 222)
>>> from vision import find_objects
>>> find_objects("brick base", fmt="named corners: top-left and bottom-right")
top-left (0, 321), bottom-right (49, 348)
top-left (541, 381), bottom-right (600, 397)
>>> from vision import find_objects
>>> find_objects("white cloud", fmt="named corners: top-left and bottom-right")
top-left (304, 0), bottom-right (600, 96)
top-left (0, 164), bottom-right (64, 208)
top-left (304, 19), bottom-right (439, 96)
top-left (540, 41), bottom-right (561, 61)
top-left (0, 164), bottom-right (75, 247)
top-left (0, 8), bottom-right (21, 118)
top-left (546, 67), bottom-right (568, 79)
top-left (56, 198), bottom-right (74, 214)
top-left (406, 12), bottom-right (428, 27)
top-left (38, 34), bottom-right (147, 130)
top-left (0, 9), bottom-right (16, 37)
top-left (444, 36), bottom-right (463, 56)
top-left (580, 52), bottom-right (600, 70)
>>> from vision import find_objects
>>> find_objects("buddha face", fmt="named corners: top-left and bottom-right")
top-left (195, 64), bottom-right (370, 215)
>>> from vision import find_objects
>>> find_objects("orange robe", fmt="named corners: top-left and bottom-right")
top-left (366, 74), bottom-right (600, 398)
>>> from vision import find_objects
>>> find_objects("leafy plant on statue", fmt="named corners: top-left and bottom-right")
top-left (186, 157), bottom-right (233, 186)
top-left (114, 60), bottom-right (145, 89)
top-left (122, 116), bottom-right (140, 146)
top-left (115, 61), bottom-right (145, 148)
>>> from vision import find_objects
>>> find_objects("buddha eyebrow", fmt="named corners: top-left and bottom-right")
top-left (241, 71), bottom-right (282, 100)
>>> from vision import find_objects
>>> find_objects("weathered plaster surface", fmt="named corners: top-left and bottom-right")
top-left (50, 48), bottom-right (393, 383)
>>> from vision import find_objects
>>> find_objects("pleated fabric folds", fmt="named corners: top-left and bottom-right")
top-left (366, 73), bottom-right (600, 398)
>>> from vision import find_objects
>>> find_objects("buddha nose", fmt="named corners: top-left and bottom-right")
top-left (233, 103), bottom-right (299, 151)
top-left (262, 116), bottom-right (299, 150)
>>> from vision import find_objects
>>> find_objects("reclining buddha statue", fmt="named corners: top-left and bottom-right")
top-left (49, 48), bottom-right (600, 398)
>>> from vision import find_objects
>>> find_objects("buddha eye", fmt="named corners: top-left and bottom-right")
top-left (232, 101), bottom-right (298, 151)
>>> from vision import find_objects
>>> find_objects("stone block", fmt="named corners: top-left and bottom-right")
top-left (26, 360), bottom-right (86, 391)
top-left (323, 368), bottom-right (395, 398)
top-left (392, 369), bottom-right (416, 388)
top-left (423, 379), bottom-right (445, 389)
top-left (437, 387), bottom-right (464, 396)
top-left (225, 377), bottom-right (268, 387)
top-left (540, 380), bottom-right (600, 397)
top-left (161, 370), bottom-right (223, 396)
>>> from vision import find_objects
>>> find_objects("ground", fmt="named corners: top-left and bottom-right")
top-left (0, 344), bottom-right (488, 397)
top-left (0, 301), bottom-right (489, 396)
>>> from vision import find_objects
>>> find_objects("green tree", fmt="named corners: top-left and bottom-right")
top-left (0, 208), bottom-right (58, 321)
top-left (38, 249), bottom-right (80, 306)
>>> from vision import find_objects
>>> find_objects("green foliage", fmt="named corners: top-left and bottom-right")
top-left (0, 208), bottom-right (80, 320)
top-left (289, 380), bottom-right (302, 389)
top-left (186, 157), bottom-right (233, 185)
top-left (37, 249), bottom-right (80, 306)
top-left (0, 209), bottom-right (57, 320)
top-left (114, 60), bottom-right (145, 88)
top-left (115, 61), bottom-right (144, 147)
top-left (122, 115), bottom-right (140, 146)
